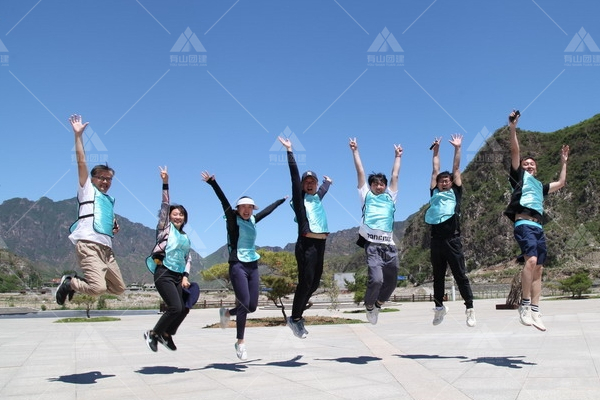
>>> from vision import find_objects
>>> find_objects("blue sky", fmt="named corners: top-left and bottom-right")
top-left (1, 0), bottom-right (598, 258)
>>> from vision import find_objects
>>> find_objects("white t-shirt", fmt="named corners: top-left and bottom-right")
top-left (68, 177), bottom-right (113, 248)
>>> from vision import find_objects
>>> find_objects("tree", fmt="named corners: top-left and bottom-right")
top-left (559, 272), bottom-right (592, 299)
top-left (201, 262), bottom-right (231, 289)
top-left (71, 294), bottom-right (96, 318)
top-left (345, 270), bottom-right (367, 305)
top-left (257, 250), bottom-right (298, 320)
top-left (321, 264), bottom-right (340, 311)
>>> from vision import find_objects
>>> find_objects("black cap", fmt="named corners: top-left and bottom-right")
top-left (301, 171), bottom-right (318, 182)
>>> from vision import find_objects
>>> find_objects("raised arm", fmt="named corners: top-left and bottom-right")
top-left (255, 196), bottom-right (288, 223)
top-left (388, 143), bottom-right (402, 193)
top-left (449, 134), bottom-right (463, 187)
top-left (548, 145), bottom-right (570, 193)
top-left (508, 111), bottom-right (521, 171)
top-left (69, 114), bottom-right (90, 187)
top-left (349, 138), bottom-right (366, 188)
top-left (430, 137), bottom-right (441, 189)
top-left (157, 166), bottom-right (171, 231)
top-left (201, 171), bottom-right (234, 218)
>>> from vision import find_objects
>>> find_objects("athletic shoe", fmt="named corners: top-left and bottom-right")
top-left (219, 307), bottom-right (229, 329)
top-left (531, 311), bottom-right (546, 331)
top-left (143, 330), bottom-right (158, 352)
top-left (55, 275), bottom-right (73, 305)
top-left (366, 306), bottom-right (379, 325)
top-left (297, 318), bottom-right (308, 336)
top-left (303, 301), bottom-right (313, 311)
top-left (466, 308), bottom-right (476, 327)
top-left (235, 343), bottom-right (247, 361)
top-left (286, 317), bottom-right (307, 339)
top-left (518, 305), bottom-right (533, 326)
top-left (432, 306), bottom-right (448, 326)
top-left (157, 334), bottom-right (177, 351)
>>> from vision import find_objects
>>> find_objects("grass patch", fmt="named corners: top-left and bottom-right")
top-left (54, 317), bottom-right (121, 323)
top-left (344, 307), bottom-right (400, 314)
top-left (205, 315), bottom-right (363, 329)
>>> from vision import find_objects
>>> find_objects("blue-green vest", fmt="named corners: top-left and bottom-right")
top-left (236, 215), bottom-right (260, 262)
top-left (363, 191), bottom-right (395, 232)
top-left (304, 194), bottom-right (328, 233)
top-left (69, 185), bottom-right (115, 237)
top-left (425, 188), bottom-right (456, 225)
top-left (146, 222), bottom-right (190, 274)
top-left (520, 172), bottom-right (544, 215)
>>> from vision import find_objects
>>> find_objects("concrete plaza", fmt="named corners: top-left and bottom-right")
top-left (1, 297), bottom-right (599, 400)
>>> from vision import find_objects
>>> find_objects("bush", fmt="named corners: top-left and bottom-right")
top-left (559, 272), bottom-right (592, 299)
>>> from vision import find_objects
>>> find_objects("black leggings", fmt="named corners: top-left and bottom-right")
top-left (153, 265), bottom-right (189, 335)
top-left (228, 261), bottom-right (259, 340)
top-left (291, 236), bottom-right (326, 320)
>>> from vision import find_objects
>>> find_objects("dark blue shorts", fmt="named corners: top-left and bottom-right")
top-left (514, 223), bottom-right (547, 265)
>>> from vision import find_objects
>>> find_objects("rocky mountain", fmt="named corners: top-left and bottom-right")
top-left (1, 113), bottom-right (599, 290)
top-left (400, 113), bottom-right (600, 283)
top-left (0, 197), bottom-right (204, 285)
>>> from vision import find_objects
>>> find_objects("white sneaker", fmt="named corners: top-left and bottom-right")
top-left (235, 342), bottom-right (247, 361)
top-left (365, 306), bottom-right (380, 325)
top-left (518, 305), bottom-right (533, 326)
top-left (531, 311), bottom-right (546, 331)
top-left (466, 309), bottom-right (476, 327)
top-left (219, 307), bottom-right (229, 329)
top-left (432, 306), bottom-right (448, 326)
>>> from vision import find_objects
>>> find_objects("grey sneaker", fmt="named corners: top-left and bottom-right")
top-left (518, 305), bottom-right (533, 326)
top-left (366, 306), bottom-right (380, 325)
top-left (286, 317), bottom-right (307, 339)
top-left (432, 306), bottom-right (448, 326)
top-left (235, 342), bottom-right (247, 360)
top-left (466, 308), bottom-right (476, 327)
top-left (531, 311), bottom-right (546, 331)
top-left (219, 307), bottom-right (229, 329)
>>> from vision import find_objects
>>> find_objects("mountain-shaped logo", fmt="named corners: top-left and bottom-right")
top-left (71, 127), bottom-right (107, 153)
top-left (270, 127), bottom-right (306, 151)
top-left (565, 27), bottom-right (600, 52)
top-left (367, 27), bottom-right (403, 52)
top-left (171, 27), bottom-right (206, 52)
top-left (0, 39), bottom-right (8, 52)
top-left (466, 126), bottom-right (502, 154)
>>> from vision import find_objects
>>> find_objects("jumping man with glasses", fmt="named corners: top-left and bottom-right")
top-left (55, 114), bottom-right (126, 305)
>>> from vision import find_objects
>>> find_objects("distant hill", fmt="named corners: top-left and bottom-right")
top-left (2, 114), bottom-right (599, 289)
top-left (0, 197), bottom-right (204, 285)
top-left (400, 113), bottom-right (600, 283)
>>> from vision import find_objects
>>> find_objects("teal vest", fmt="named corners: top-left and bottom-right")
top-left (236, 215), bottom-right (260, 262)
top-left (425, 189), bottom-right (456, 225)
top-left (146, 222), bottom-right (190, 274)
top-left (304, 194), bottom-right (328, 233)
top-left (520, 172), bottom-right (544, 215)
top-left (363, 191), bottom-right (395, 232)
top-left (69, 186), bottom-right (115, 237)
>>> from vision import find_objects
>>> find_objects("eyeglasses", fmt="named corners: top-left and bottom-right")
top-left (93, 175), bottom-right (113, 182)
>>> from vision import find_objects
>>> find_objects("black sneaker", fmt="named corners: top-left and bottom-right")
top-left (143, 330), bottom-right (158, 352)
top-left (55, 275), bottom-right (73, 305)
top-left (157, 334), bottom-right (177, 351)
